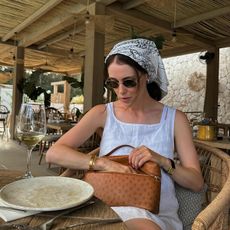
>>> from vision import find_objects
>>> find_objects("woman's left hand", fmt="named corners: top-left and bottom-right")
top-left (129, 145), bottom-right (162, 169)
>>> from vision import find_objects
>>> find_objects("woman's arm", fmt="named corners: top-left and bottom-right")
top-left (46, 104), bottom-right (106, 170)
top-left (129, 110), bottom-right (204, 192)
top-left (46, 104), bottom-right (135, 173)
top-left (168, 110), bottom-right (204, 191)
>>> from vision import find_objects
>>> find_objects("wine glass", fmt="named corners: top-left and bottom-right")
top-left (16, 103), bottom-right (46, 178)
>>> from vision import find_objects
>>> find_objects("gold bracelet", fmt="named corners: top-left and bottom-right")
top-left (88, 154), bottom-right (97, 170)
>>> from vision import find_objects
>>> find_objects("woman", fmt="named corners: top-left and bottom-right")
top-left (46, 38), bottom-right (204, 230)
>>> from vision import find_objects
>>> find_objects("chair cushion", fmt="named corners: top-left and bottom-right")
top-left (175, 183), bottom-right (207, 230)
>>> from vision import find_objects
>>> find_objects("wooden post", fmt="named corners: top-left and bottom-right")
top-left (63, 81), bottom-right (70, 113)
top-left (10, 46), bottom-right (24, 139)
top-left (83, 2), bottom-right (105, 112)
top-left (203, 48), bottom-right (219, 121)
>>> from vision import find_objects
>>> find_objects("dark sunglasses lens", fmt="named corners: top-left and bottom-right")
top-left (105, 79), bottom-right (119, 89)
top-left (123, 79), bottom-right (137, 88)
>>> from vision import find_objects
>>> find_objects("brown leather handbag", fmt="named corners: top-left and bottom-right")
top-left (84, 145), bottom-right (161, 214)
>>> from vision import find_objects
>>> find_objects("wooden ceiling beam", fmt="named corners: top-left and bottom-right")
top-left (96, 0), bottom-right (117, 5)
top-left (107, 3), bottom-right (172, 32)
top-left (0, 39), bottom-right (15, 47)
top-left (2, 0), bottom-right (64, 42)
top-left (0, 46), bottom-right (13, 56)
top-left (215, 37), bottom-right (230, 48)
top-left (161, 45), bottom-right (206, 58)
top-left (107, 3), bottom-right (215, 48)
top-left (38, 47), bottom-right (81, 60)
top-left (39, 2), bottom-right (110, 49)
top-left (18, 3), bottom-right (86, 47)
top-left (122, 0), bottom-right (149, 9)
top-left (38, 25), bottom-right (85, 49)
top-left (174, 5), bottom-right (230, 28)
top-left (0, 38), bottom-right (81, 60)
top-left (178, 30), bottom-right (215, 48)
top-left (0, 61), bottom-right (14, 67)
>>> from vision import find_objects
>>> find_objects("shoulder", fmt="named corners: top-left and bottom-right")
top-left (81, 104), bottom-right (107, 127)
top-left (175, 109), bottom-right (189, 123)
top-left (161, 104), bottom-right (186, 119)
top-left (90, 104), bottom-right (107, 113)
top-left (163, 106), bottom-right (189, 127)
top-left (174, 109), bottom-right (191, 135)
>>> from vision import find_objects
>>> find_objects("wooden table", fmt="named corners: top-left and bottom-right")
top-left (194, 138), bottom-right (230, 151)
top-left (47, 122), bottom-right (75, 133)
top-left (0, 169), bottom-right (127, 230)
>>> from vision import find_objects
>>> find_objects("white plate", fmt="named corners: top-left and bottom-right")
top-left (0, 176), bottom-right (94, 211)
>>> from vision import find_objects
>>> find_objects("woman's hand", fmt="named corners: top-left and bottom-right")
top-left (129, 145), bottom-right (164, 169)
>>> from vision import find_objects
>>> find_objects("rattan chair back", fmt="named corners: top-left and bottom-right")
top-left (193, 142), bottom-right (230, 230)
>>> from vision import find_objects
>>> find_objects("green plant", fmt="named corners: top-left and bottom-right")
top-left (21, 69), bottom-right (85, 107)
top-left (62, 74), bottom-right (84, 92)
top-left (18, 69), bottom-right (51, 107)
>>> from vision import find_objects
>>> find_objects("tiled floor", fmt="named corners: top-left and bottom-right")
top-left (0, 137), bottom-right (59, 176)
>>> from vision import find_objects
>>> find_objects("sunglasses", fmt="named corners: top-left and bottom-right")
top-left (105, 78), bottom-right (138, 89)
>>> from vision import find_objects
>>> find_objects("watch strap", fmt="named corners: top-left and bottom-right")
top-left (164, 158), bottom-right (175, 175)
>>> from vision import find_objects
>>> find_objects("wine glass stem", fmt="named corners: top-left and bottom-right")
top-left (25, 148), bottom-right (33, 178)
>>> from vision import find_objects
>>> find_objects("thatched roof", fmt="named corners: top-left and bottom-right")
top-left (0, 0), bottom-right (229, 75)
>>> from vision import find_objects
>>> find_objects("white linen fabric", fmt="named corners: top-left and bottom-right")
top-left (99, 102), bottom-right (182, 230)
top-left (105, 38), bottom-right (169, 98)
top-left (0, 198), bottom-right (39, 222)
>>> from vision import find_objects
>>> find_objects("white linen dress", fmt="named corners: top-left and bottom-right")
top-left (99, 102), bottom-right (183, 230)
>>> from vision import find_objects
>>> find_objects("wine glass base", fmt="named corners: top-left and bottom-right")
top-left (22, 171), bottom-right (33, 179)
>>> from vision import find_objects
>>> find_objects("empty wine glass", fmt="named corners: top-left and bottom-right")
top-left (16, 103), bottom-right (46, 178)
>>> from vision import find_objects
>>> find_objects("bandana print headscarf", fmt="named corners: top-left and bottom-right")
top-left (105, 38), bottom-right (169, 98)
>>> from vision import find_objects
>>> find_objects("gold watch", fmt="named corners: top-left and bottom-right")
top-left (164, 158), bottom-right (176, 175)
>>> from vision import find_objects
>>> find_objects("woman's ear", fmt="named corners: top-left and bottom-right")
top-left (146, 75), bottom-right (150, 84)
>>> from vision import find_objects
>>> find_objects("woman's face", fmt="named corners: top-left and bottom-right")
top-left (107, 61), bottom-right (145, 105)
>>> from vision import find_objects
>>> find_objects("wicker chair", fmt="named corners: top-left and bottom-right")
top-left (192, 142), bottom-right (230, 230)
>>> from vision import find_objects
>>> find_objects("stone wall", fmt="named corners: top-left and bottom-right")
top-left (161, 47), bottom-right (230, 123)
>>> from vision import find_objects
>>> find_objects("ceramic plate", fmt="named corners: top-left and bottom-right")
top-left (0, 176), bottom-right (94, 211)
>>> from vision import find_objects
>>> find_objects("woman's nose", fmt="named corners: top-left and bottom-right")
top-left (117, 84), bottom-right (127, 94)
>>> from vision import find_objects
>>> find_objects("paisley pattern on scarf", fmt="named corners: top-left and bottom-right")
top-left (105, 38), bottom-right (169, 98)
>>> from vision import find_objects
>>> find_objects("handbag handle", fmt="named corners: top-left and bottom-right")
top-left (89, 145), bottom-right (160, 177)
top-left (103, 144), bottom-right (161, 178)
top-left (88, 144), bottom-right (134, 157)
top-left (105, 144), bottom-right (134, 156)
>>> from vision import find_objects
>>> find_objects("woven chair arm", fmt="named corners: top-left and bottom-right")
top-left (192, 145), bottom-right (230, 230)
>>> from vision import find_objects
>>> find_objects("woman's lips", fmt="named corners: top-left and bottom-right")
top-left (119, 97), bottom-right (131, 102)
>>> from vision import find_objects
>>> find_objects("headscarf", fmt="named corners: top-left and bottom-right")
top-left (105, 38), bottom-right (169, 98)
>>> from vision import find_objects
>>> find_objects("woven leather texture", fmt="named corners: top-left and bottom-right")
top-left (84, 153), bottom-right (161, 214)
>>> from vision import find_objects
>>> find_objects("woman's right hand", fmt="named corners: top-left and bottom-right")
top-left (95, 157), bottom-right (136, 173)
